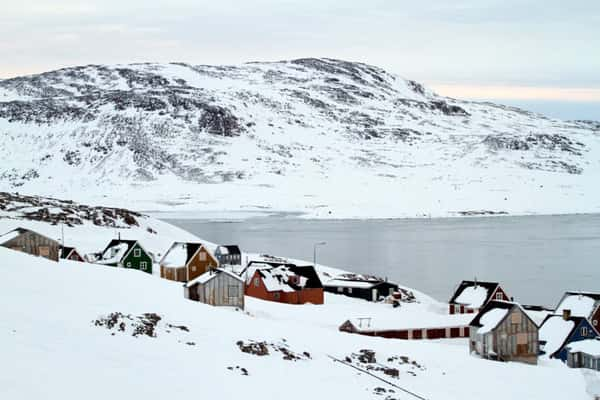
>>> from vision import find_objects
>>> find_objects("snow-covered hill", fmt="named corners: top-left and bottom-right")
top-left (1, 58), bottom-right (599, 218)
top-left (1, 247), bottom-right (591, 400)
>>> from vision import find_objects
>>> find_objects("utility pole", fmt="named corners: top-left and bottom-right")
top-left (313, 241), bottom-right (326, 267)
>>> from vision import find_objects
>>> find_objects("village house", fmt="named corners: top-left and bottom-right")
top-left (448, 280), bottom-right (510, 314)
top-left (97, 239), bottom-right (153, 274)
top-left (554, 291), bottom-right (600, 329)
top-left (565, 338), bottom-right (600, 371)
top-left (60, 246), bottom-right (85, 262)
top-left (242, 261), bottom-right (324, 305)
top-left (538, 311), bottom-right (599, 362)
top-left (159, 242), bottom-right (218, 282)
top-left (184, 268), bottom-right (245, 309)
top-left (469, 301), bottom-right (539, 365)
top-left (323, 273), bottom-right (399, 302)
top-left (339, 313), bottom-right (473, 340)
top-left (214, 245), bottom-right (242, 266)
top-left (0, 227), bottom-right (60, 261)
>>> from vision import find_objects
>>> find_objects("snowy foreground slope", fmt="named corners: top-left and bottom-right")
top-left (1, 58), bottom-right (599, 218)
top-left (0, 248), bottom-right (593, 400)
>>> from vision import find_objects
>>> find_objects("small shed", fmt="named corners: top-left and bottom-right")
top-left (214, 245), bottom-right (242, 266)
top-left (96, 239), bottom-right (153, 274)
top-left (538, 311), bottom-right (599, 362)
top-left (60, 246), bottom-right (85, 262)
top-left (449, 280), bottom-right (509, 314)
top-left (469, 301), bottom-right (539, 365)
top-left (184, 268), bottom-right (244, 309)
top-left (159, 242), bottom-right (218, 282)
top-left (0, 227), bottom-right (60, 261)
top-left (241, 262), bottom-right (324, 305)
top-left (566, 339), bottom-right (600, 371)
top-left (323, 273), bottom-right (399, 302)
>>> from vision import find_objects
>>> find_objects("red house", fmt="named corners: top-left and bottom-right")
top-left (242, 262), bottom-right (324, 305)
top-left (448, 280), bottom-right (509, 314)
top-left (60, 246), bottom-right (85, 262)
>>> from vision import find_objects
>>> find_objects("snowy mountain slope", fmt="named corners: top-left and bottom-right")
top-left (1, 58), bottom-right (599, 218)
top-left (1, 247), bottom-right (593, 400)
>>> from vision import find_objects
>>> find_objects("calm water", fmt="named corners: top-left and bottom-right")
top-left (164, 214), bottom-right (600, 306)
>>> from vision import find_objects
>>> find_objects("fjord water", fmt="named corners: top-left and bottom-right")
top-left (165, 214), bottom-right (600, 306)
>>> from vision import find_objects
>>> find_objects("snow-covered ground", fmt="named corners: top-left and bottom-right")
top-left (1, 58), bottom-right (599, 219)
top-left (1, 247), bottom-right (595, 400)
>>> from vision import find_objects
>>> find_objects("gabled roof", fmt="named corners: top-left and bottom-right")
top-left (216, 245), bottom-right (241, 255)
top-left (160, 242), bottom-right (206, 267)
top-left (566, 338), bottom-right (600, 356)
top-left (469, 301), bottom-right (534, 336)
top-left (185, 268), bottom-right (244, 288)
top-left (449, 280), bottom-right (500, 308)
top-left (538, 314), bottom-right (594, 357)
top-left (242, 263), bottom-right (322, 292)
top-left (98, 239), bottom-right (145, 264)
top-left (0, 227), bottom-right (59, 245)
top-left (323, 272), bottom-right (398, 290)
top-left (59, 246), bottom-right (80, 259)
top-left (555, 291), bottom-right (600, 319)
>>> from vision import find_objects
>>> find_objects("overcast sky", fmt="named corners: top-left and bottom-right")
top-left (2, 0), bottom-right (599, 119)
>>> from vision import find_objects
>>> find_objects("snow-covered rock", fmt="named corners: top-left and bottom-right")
top-left (1, 58), bottom-right (599, 218)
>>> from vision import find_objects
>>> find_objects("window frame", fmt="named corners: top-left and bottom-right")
top-left (134, 248), bottom-right (141, 258)
top-left (140, 261), bottom-right (147, 271)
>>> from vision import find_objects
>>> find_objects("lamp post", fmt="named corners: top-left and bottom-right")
top-left (313, 241), bottom-right (326, 267)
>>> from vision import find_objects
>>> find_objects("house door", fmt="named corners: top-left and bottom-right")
top-left (372, 289), bottom-right (378, 302)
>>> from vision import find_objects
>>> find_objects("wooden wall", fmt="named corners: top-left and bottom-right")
top-left (2, 230), bottom-right (60, 262)
top-left (188, 272), bottom-right (244, 309)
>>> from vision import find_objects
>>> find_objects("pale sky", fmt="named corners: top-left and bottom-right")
top-left (2, 0), bottom-right (600, 119)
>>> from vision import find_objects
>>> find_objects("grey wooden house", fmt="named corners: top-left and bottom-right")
top-left (469, 300), bottom-right (539, 365)
top-left (566, 339), bottom-right (600, 371)
top-left (184, 268), bottom-right (245, 309)
top-left (0, 227), bottom-right (60, 261)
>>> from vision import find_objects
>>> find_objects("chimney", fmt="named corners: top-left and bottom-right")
top-left (562, 309), bottom-right (571, 320)
top-left (474, 276), bottom-right (478, 288)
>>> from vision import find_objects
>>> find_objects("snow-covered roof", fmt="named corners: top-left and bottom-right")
top-left (454, 286), bottom-right (490, 308)
top-left (185, 268), bottom-right (244, 288)
top-left (476, 308), bottom-right (509, 334)
top-left (344, 313), bottom-right (473, 332)
top-left (539, 315), bottom-right (576, 357)
top-left (245, 264), bottom-right (308, 293)
top-left (449, 280), bottom-right (501, 308)
top-left (0, 229), bottom-right (22, 244)
top-left (555, 293), bottom-right (600, 318)
top-left (324, 279), bottom-right (380, 289)
top-left (97, 243), bottom-right (129, 265)
top-left (566, 339), bottom-right (600, 356)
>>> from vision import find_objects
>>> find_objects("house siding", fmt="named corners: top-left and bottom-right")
top-left (246, 271), bottom-right (324, 305)
top-left (554, 319), bottom-right (598, 362)
top-left (1, 230), bottom-right (60, 262)
top-left (470, 306), bottom-right (538, 365)
top-left (187, 272), bottom-right (244, 309)
top-left (122, 243), bottom-right (153, 274)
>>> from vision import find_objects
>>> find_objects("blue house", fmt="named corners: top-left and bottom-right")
top-left (539, 312), bottom-right (599, 362)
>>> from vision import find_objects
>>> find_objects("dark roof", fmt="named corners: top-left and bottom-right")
top-left (561, 291), bottom-right (600, 302)
top-left (448, 280), bottom-right (500, 305)
top-left (217, 245), bottom-right (241, 255)
top-left (243, 261), bottom-right (323, 289)
top-left (59, 246), bottom-right (76, 259)
top-left (469, 300), bottom-right (517, 328)
top-left (101, 239), bottom-right (138, 260)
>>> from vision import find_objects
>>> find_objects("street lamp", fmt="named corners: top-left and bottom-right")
top-left (313, 241), bottom-right (326, 267)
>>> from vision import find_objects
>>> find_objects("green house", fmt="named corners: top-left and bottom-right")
top-left (97, 239), bottom-right (153, 274)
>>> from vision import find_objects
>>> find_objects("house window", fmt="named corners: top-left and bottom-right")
top-left (582, 327), bottom-right (588, 336)
top-left (133, 248), bottom-right (141, 257)
top-left (337, 287), bottom-right (343, 293)
top-left (228, 285), bottom-right (238, 297)
top-left (191, 266), bottom-right (196, 272)
top-left (199, 252), bottom-right (207, 261)
top-left (39, 246), bottom-right (50, 256)
top-left (126, 262), bottom-right (131, 268)
top-left (496, 292), bottom-right (503, 300)
top-left (454, 304), bottom-right (462, 314)
top-left (140, 261), bottom-right (147, 271)
top-left (254, 278), bottom-right (260, 287)
top-left (594, 320), bottom-right (598, 327)
top-left (273, 292), bottom-right (280, 300)
top-left (347, 287), bottom-right (353, 294)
